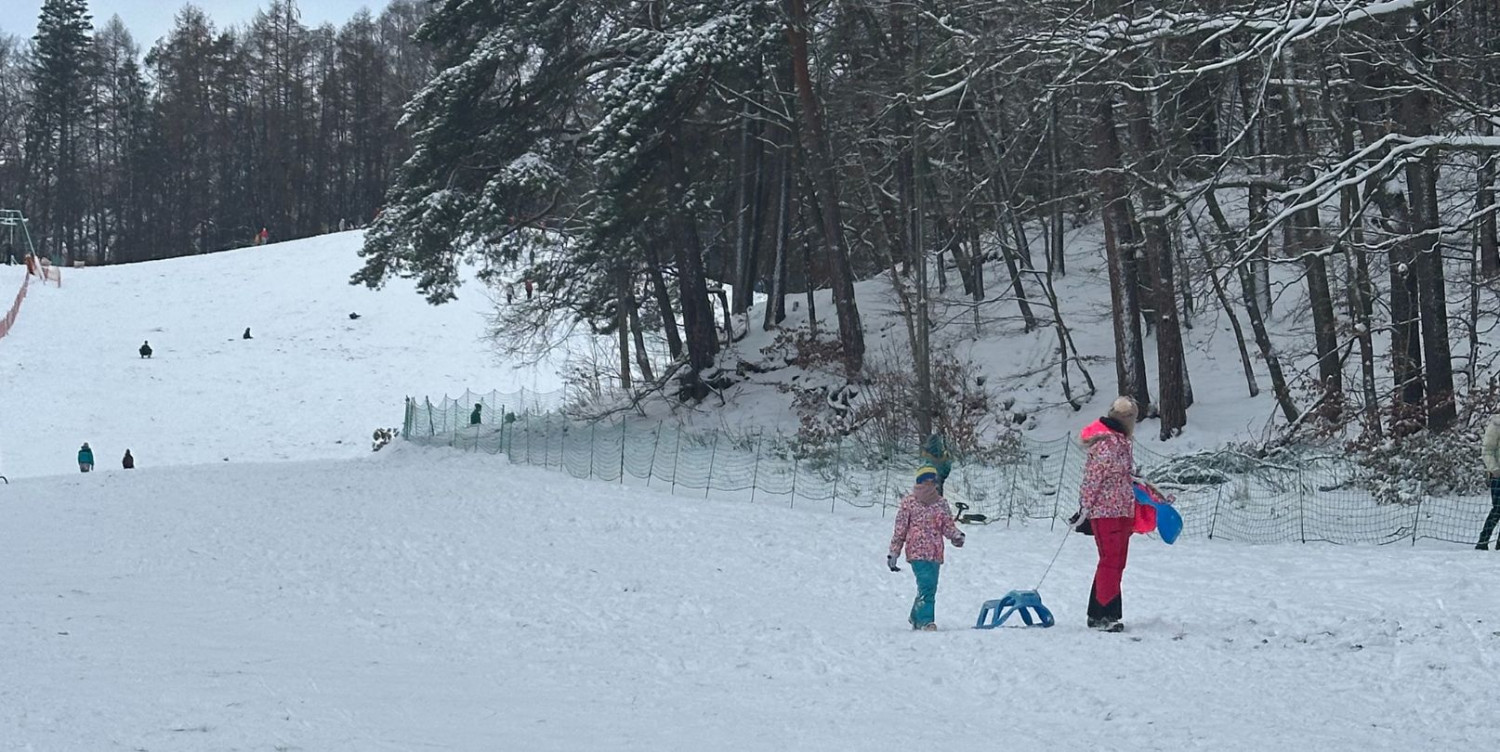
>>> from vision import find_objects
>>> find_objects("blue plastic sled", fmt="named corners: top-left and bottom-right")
top-left (1132, 482), bottom-right (1183, 544)
top-left (974, 589), bottom-right (1055, 629)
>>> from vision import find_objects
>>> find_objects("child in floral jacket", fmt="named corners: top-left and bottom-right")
top-left (888, 465), bottom-right (965, 630)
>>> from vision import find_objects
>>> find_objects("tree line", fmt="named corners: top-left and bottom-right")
top-left (360, 0), bottom-right (1500, 442)
top-left (2, 0), bottom-right (432, 264)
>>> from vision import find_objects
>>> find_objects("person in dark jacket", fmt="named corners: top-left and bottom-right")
top-left (470, 404), bottom-right (483, 426)
top-left (1474, 413), bottom-right (1500, 549)
top-left (78, 443), bottom-right (94, 472)
top-left (139, 340), bottom-right (153, 358)
top-left (122, 449), bottom-right (135, 469)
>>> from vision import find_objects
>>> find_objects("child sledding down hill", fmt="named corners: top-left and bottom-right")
top-left (888, 465), bottom-right (965, 630)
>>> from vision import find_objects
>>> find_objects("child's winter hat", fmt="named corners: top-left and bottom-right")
top-left (915, 464), bottom-right (939, 484)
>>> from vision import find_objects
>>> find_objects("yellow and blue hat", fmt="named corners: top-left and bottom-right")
top-left (915, 465), bottom-right (939, 484)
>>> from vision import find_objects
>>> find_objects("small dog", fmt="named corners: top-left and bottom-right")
top-left (139, 340), bottom-right (153, 359)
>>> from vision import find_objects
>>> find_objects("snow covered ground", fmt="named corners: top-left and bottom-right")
top-left (2, 446), bottom-right (1495, 750)
top-left (0, 232), bottom-right (560, 479)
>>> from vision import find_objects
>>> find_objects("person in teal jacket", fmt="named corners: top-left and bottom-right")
top-left (78, 442), bottom-right (94, 472)
top-left (921, 434), bottom-right (952, 493)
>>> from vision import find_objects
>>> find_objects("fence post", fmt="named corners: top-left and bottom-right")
top-left (790, 454), bottom-right (800, 508)
top-left (1297, 464), bottom-right (1307, 544)
top-left (670, 427), bottom-right (682, 495)
top-left (831, 436), bottom-right (843, 513)
top-left (589, 422), bottom-right (597, 479)
top-left (1410, 493), bottom-right (1423, 546)
top-left (524, 412), bottom-right (532, 465)
top-left (1048, 440), bottom-right (1071, 531)
top-left (749, 434), bottom-right (762, 504)
top-left (880, 462), bottom-right (891, 518)
top-left (403, 397), bottom-right (413, 439)
top-left (1208, 485), bottom-right (1223, 540)
top-left (646, 421), bottom-right (663, 487)
top-left (426, 397), bottom-right (435, 436)
top-left (705, 431), bottom-right (720, 499)
top-left (619, 420), bottom-right (627, 483)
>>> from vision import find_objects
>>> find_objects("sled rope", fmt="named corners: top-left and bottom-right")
top-left (1033, 527), bottom-right (1073, 591)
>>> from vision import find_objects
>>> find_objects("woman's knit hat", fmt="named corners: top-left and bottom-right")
top-left (915, 464), bottom-right (939, 484)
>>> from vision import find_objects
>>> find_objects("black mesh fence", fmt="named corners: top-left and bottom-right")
top-left (404, 395), bottom-right (1491, 547)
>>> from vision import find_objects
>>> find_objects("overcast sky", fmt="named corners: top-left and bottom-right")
top-left (2, 0), bottom-right (379, 49)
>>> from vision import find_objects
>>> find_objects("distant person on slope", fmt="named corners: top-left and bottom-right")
top-left (470, 404), bottom-right (483, 426)
top-left (887, 464), bottom-right (965, 631)
top-left (122, 449), bottom-right (134, 469)
top-left (920, 433), bottom-right (953, 494)
top-left (139, 340), bottom-right (153, 358)
top-left (1478, 415), bottom-right (1500, 550)
top-left (1076, 396), bottom-right (1138, 632)
top-left (78, 443), bottom-right (94, 473)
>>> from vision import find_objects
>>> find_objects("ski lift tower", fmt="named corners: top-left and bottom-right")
top-left (0, 209), bottom-right (37, 261)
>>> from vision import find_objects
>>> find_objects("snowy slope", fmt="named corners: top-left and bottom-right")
top-left (0, 232), bottom-right (561, 478)
top-left (2, 447), bottom-right (1495, 750)
top-left (691, 219), bottom-right (1500, 452)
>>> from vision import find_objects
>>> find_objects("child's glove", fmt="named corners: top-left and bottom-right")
top-left (953, 533), bottom-right (965, 548)
top-left (887, 553), bottom-right (901, 572)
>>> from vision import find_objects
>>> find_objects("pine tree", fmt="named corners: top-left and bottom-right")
top-left (26, 0), bottom-right (93, 261)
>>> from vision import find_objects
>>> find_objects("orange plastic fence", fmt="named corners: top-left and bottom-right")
top-left (0, 270), bottom-right (29, 340)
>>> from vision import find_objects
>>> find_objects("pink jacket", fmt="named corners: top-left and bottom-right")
top-left (889, 485), bottom-right (964, 563)
top-left (1079, 418), bottom-right (1134, 519)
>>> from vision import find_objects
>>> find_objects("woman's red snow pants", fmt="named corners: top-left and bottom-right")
top-left (1088, 516), bottom-right (1132, 622)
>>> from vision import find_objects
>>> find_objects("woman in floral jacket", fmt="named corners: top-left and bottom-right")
top-left (1077, 396), bottom-right (1138, 632)
top-left (888, 465), bottom-right (965, 630)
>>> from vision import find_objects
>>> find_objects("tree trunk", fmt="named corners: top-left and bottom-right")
top-left (763, 148), bottom-right (791, 330)
top-left (1047, 98), bottom-right (1066, 276)
top-left (1206, 192), bottom-right (1300, 424)
top-left (1476, 1), bottom-right (1499, 276)
top-left (1093, 92), bottom-right (1151, 411)
top-left (964, 108), bottom-right (1037, 332)
top-left (1402, 14), bottom-right (1455, 432)
top-left (627, 282), bottom-right (655, 383)
top-left (1122, 83), bottom-right (1186, 438)
top-left (1480, 110), bottom-right (1499, 277)
top-left (617, 267), bottom-right (632, 391)
top-left (1279, 50), bottom-right (1343, 422)
top-left (1334, 75), bottom-right (1382, 436)
top-left (732, 71), bottom-right (765, 314)
top-left (642, 241), bottom-right (683, 360)
top-left (785, 0), bottom-right (864, 373)
top-left (667, 134), bottom-right (720, 396)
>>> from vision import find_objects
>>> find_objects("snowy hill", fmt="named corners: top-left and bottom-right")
top-left (649, 222), bottom-right (1286, 449)
top-left (3, 232), bottom-right (1498, 749)
top-left (0, 232), bottom-right (560, 478)
top-left (2, 446), bottom-right (1495, 749)
top-left (674, 219), bottom-right (1498, 453)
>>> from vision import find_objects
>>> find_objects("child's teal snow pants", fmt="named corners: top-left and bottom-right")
top-left (909, 560), bottom-right (940, 628)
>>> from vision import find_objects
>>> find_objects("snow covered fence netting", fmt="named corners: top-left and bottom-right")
top-left (403, 393), bottom-right (1489, 546)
